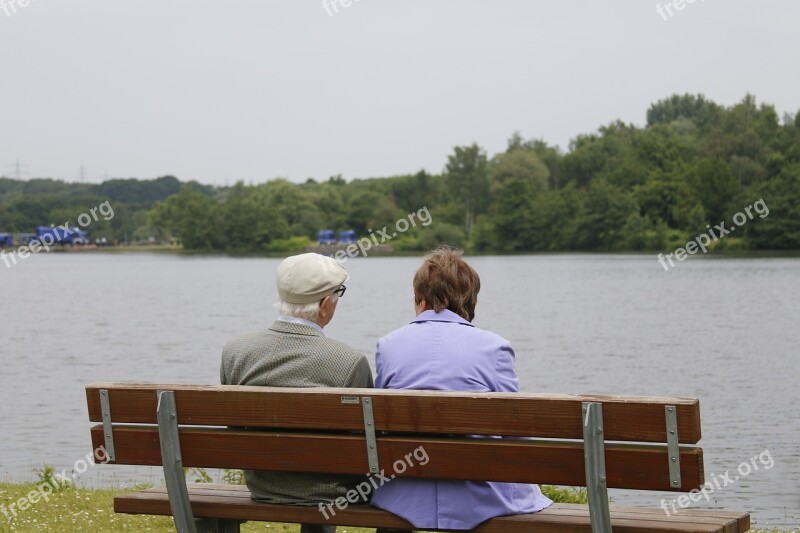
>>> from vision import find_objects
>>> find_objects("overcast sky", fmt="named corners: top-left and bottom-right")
top-left (1, 0), bottom-right (798, 186)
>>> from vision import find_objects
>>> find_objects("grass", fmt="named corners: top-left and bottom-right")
top-left (1, 481), bottom-right (323, 532)
top-left (0, 482), bottom-right (794, 532)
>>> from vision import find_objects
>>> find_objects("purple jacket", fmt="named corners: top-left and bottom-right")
top-left (370, 309), bottom-right (552, 529)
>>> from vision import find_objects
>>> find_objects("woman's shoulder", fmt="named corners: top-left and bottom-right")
top-left (471, 324), bottom-right (512, 346)
top-left (378, 320), bottom-right (420, 346)
top-left (460, 324), bottom-right (514, 354)
top-left (379, 319), bottom-right (511, 348)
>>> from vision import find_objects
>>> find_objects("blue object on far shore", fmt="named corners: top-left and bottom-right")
top-left (317, 229), bottom-right (336, 245)
top-left (0, 233), bottom-right (13, 247)
top-left (35, 226), bottom-right (90, 245)
top-left (338, 230), bottom-right (356, 245)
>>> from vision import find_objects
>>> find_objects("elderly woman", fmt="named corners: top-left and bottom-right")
top-left (371, 246), bottom-right (552, 531)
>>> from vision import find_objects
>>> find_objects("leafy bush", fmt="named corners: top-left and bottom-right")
top-left (263, 236), bottom-right (312, 252)
top-left (34, 465), bottom-right (72, 492)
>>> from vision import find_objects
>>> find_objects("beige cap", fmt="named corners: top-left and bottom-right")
top-left (276, 253), bottom-right (348, 304)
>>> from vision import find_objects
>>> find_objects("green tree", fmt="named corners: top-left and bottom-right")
top-left (524, 185), bottom-right (584, 250)
top-left (746, 165), bottom-right (800, 249)
top-left (646, 93), bottom-right (721, 129)
top-left (505, 133), bottom-right (563, 188)
top-left (574, 180), bottom-right (639, 250)
top-left (221, 182), bottom-right (273, 250)
top-left (445, 144), bottom-right (489, 239)
top-left (562, 122), bottom-right (640, 188)
top-left (634, 174), bottom-right (703, 231)
top-left (390, 170), bottom-right (440, 213)
top-left (490, 149), bottom-right (549, 193)
top-left (150, 186), bottom-right (222, 250)
top-left (686, 159), bottom-right (739, 223)
top-left (259, 179), bottom-right (324, 239)
top-left (490, 178), bottom-right (536, 251)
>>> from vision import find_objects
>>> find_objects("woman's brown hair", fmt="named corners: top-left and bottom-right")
top-left (413, 245), bottom-right (480, 321)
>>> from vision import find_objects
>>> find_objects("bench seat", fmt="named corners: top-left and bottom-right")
top-left (116, 483), bottom-right (750, 533)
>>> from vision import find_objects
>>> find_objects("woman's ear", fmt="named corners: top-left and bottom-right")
top-left (415, 299), bottom-right (428, 316)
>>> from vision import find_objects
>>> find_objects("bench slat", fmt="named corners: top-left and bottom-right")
top-left (114, 484), bottom-right (749, 533)
top-left (91, 425), bottom-right (704, 491)
top-left (86, 383), bottom-right (701, 443)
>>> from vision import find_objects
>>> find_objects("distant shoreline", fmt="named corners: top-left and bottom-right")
top-left (3, 245), bottom-right (800, 260)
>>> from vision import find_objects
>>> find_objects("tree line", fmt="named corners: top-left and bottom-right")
top-left (1, 93), bottom-right (798, 252)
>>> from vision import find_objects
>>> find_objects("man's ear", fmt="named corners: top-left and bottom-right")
top-left (320, 295), bottom-right (334, 317)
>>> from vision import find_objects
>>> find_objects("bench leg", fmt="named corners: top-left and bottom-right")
top-left (195, 518), bottom-right (241, 533)
top-left (157, 391), bottom-right (197, 533)
top-left (583, 402), bottom-right (612, 533)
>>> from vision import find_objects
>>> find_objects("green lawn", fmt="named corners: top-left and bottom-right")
top-left (0, 483), bottom-right (373, 533)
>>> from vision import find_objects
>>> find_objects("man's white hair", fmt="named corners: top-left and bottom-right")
top-left (275, 293), bottom-right (339, 322)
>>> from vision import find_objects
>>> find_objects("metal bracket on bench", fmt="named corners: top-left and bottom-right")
top-left (361, 397), bottom-right (380, 474)
top-left (583, 402), bottom-right (612, 533)
top-left (99, 389), bottom-right (116, 462)
top-left (665, 405), bottom-right (682, 489)
top-left (157, 390), bottom-right (198, 533)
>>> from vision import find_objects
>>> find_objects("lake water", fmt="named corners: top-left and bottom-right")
top-left (0, 252), bottom-right (798, 529)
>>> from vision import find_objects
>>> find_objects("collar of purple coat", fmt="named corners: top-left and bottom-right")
top-left (411, 308), bottom-right (475, 326)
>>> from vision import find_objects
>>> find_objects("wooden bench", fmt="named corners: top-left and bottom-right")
top-left (86, 382), bottom-right (750, 533)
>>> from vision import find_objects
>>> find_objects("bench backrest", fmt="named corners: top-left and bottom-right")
top-left (86, 382), bottom-right (704, 492)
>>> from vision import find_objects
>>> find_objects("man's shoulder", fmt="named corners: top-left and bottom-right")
top-left (222, 328), bottom-right (273, 354)
top-left (314, 335), bottom-right (367, 362)
top-left (222, 324), bottom-right (363, 359)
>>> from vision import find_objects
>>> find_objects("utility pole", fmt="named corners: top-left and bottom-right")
top-left (5, 158), bottom-right (29, 180)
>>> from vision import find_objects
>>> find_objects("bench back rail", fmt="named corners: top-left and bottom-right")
top-left (87, 383), bottom-right (702, 442)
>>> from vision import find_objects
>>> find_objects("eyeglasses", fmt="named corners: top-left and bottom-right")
top-left (321, 285), bottom-right (346, 304)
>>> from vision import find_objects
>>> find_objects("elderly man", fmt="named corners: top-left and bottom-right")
top-left (221, 252), bottom-right (374, 533)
